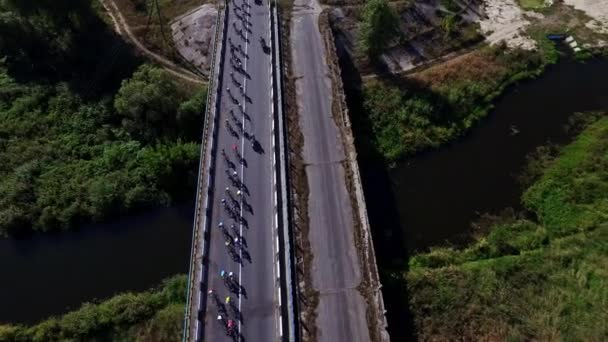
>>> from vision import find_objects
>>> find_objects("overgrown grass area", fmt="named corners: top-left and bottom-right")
top-left (0, 275), bottom-right (187, 342)
top-left (392, 116), bottom-right (608, 340)
top-left (359, 44), bottom-right (556, 161)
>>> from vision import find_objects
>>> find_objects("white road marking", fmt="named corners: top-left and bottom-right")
top-left (237, 0), bottom-right (250, 337)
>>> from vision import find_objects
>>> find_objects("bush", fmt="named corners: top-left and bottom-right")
top-left (0, 64), bottom-right (204, 235)
top-left (361, 47), bottom-right (551, 162)
top-left (358, 0), bottom-right (400, 58)
top-left (404, 118), bottom-right (608, 340)
top-left (0, 275), bottom-right (187, 342)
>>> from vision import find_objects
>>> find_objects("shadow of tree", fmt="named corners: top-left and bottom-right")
top-left (1, 0), bottom-right (142, 99)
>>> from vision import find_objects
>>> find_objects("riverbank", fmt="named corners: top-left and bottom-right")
top-left (0, 275), bottom-right (187, 342)
top-left (388, 57), bottom-right (608, 252)
top-left (360, 42), bottom-right (557, 162)
top-left (0, 205), bottom-right (193, 324)
top-left (394, 115), bottom-right (608, 340)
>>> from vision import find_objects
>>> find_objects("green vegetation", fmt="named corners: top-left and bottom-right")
top-left (0, 0), bottom-right (207, 235)
top-left (394, 116), bottom-right (608, 340)
top-left (440, 0), bottom-right (461, 13)
top-left (518, 0), bottom-right (548, 10)
top-left (114, 64), bottom-right (202, 143)
top-left (0, 62), bottom-right (205, 235)
top-left (358, 0), bottom-right (400, 59)
top-left (0, 275), bottom-right (186, 342)
top-left (361, 45), bottom-right (554, 161)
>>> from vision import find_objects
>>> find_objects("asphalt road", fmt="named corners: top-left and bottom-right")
top-left (188, 0), bottom-right (278, 340)
top-left (291, 0), bottom-right (372, 341)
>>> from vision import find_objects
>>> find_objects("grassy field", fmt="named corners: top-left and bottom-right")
top-left (0, 275), bottom-right (187, 342)
top-left (391, 116), bottom-right (608, 340)
top-left (518, 0), bottom-right (548, 10)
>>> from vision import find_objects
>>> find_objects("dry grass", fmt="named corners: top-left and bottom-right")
top-left (111, 0), bottom-right (207, 65)
top-left (410, 50), bottom-right (508, 89)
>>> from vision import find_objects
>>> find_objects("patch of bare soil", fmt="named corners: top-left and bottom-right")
top-left (109, 0), bottom-right (208, 73)
top-left (99, 0), bottom-right (205, 83)
top-left (563, 0), bottom-right (608, 34)
top-left (171, 4), bottom-right (218, 76)
top-left (477, 0), bottom-right (537, 50)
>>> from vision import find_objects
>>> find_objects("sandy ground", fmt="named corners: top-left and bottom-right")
top-left (171, 4), bottom-right (218, 75)
top-left (477, 0), bottom-right (537, 50)
top-left (563, 0), bottom-right (608, 34)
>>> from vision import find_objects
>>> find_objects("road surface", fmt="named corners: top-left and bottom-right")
top-left (291, 0), bottom-right (372, 340)
top-left (186, 0), bottom-right (278, 340)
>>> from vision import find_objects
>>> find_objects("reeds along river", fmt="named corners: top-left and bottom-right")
top-left (360, 58), bottom-right (608, 261)
top-left (0, 205), bottom-right (193, 324)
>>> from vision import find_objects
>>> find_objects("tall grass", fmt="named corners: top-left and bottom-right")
top-left (0, 275), bottom-right (187, 342)
top-left (401, 117), bottom-right (608, 340)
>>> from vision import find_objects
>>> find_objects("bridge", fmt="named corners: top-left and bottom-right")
top-left (182, 0), bottom-right (297, 341)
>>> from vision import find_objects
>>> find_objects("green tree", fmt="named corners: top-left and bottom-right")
top-left (114, 65), bottom-right (181, 142)
top-left (358, 0), bottom-right (400, 59)
top-left (177, 87), bottom-right (207, 140)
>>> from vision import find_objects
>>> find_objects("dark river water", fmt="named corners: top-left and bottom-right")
top-left (0, 205), bottom-right (194, 324)
top-left (389, 58), bottom-right (608, 252)
top-left (361, 59), bottom-right (608, 260)
top-left (354, 58), bottom-right (608, 341)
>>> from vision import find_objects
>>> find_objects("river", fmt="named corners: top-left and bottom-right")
top-left (354, 58), bottom-right (608, 341)
top-left (362, 58), bottom-right (608, 263)
top-left (0, 205), bottom-right (193, 324)
top-left (2, 58), bottom-right (607, 328)
top-left (388, 58), bottom-right (608, 253)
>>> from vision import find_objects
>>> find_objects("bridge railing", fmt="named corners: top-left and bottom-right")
top-left (182, 1), bottom-right (228, 341)
top-left (269, 1), bottom-right (300, 340)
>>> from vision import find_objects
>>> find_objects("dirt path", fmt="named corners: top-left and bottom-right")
top-left (99, 0), bottom-right (123, 34)
top-left (98, 0), bottom-right (205, 84)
